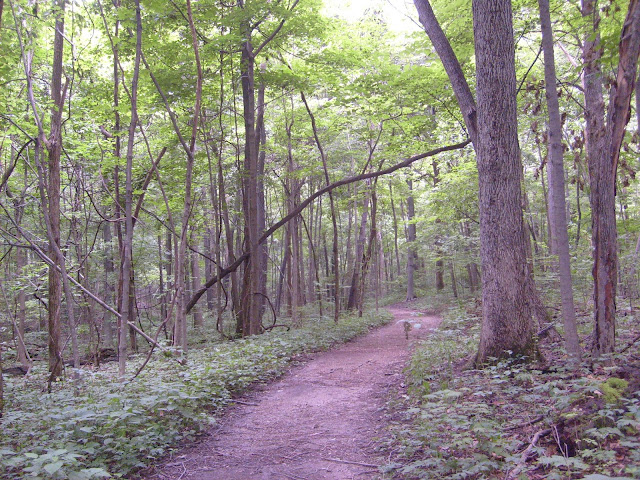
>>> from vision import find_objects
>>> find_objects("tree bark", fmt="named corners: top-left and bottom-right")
top-left (538, 0), bottom-right (581, 360)
top-left (389, 182), bottom-right (402, 279)
top-left (238, 21), bottom-right (263, 336)
top-left (347, 190), bottom-right (370, 310)
top-left (449, 261), bottom-right (458, 298)
top-left (0, 341), bottom-right (3, 418)
top-left (581, 0), bottom-right (640, 358)
top-left (46, 0), bottom-right (67, 379)
top-left (473, 0), bottom-right (536, 363)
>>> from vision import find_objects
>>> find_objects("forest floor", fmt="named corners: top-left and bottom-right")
top-left (143, 304), bottom-right (440, 480)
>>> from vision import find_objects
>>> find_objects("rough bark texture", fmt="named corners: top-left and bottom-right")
top-left (538, 0), bottom-right (581, 359)
top-left (473, 0), bottom-right (535, 364)
top-left (238, 25), bottom-right (263, 336)
top-left (582, 0), bottom-right (640, 358)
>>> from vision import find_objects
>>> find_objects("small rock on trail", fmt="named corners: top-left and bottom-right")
top-left (145, 306), bottom-right (440, 480)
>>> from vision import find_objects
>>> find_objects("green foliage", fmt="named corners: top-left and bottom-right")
top-left (0, 311), bottom-right (390, 478)
top-left (599, 378), bottom-right (630, 404)
top-left (384, 303), bottom-right (640, 480)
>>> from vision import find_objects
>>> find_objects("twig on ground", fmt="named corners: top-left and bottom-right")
top-left (620, 332), bottom-right (640, 353)
top-left (505, 415), bottom-right (544, 431)
top-left (505, 428), bottom-right (552, 480)
top-left (231, 399), bottom-right (259, 406)
top-left (320, 457), bottom-right (379, 468)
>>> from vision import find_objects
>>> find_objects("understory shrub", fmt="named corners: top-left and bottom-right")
top-left (0, 310), bottom-right (390, 479)
top-left (384, 304), bottom-right (640, 480)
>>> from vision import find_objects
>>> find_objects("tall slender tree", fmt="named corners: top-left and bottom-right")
top-left (538, 0), bottom-right (581, 360)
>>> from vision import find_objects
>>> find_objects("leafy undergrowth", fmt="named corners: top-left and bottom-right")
top-left (0, 311), bottom-right (390, 479)
top-left (383, 302), bottom-right (640, 480)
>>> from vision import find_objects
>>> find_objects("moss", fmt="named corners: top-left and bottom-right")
top-left (599, 377), bottom-right (629, 404)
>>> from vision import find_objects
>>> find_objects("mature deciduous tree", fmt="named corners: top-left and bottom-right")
top-left (472, 0), bottom-right (536, 363)
top-left (581, 0), bottom-right (640, 358)
top-left (415, 0), bottom-right (537, 362)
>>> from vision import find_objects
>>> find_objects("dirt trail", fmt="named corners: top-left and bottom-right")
top-left (145, 306), bottom-right (440, 480)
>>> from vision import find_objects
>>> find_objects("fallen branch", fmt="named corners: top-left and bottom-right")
top-left (505, 428), bottom-right (552, 480)
top-left (187, 139), bottom-right (471, 313)
top-left (505, 415), bottom-right (544, 431)
top-left (620, 331), bottom-right (640, 353)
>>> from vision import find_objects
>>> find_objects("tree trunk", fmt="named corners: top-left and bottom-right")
top-left (103, 221), bottom-right (115, 348)
top-left (538, 0), bottom-right (581, 359)
top-left (449, 261), bottom-right (458, 298)
top-left (358, 188), bottom-right (379, 316)
top-left (256, 67), bottom-right (268, 322)
top-left (389, 182), bottom-right (402, 279)
top-left (119, 0), bottom-right (142, 379)
top-left (46, 0), bottom-right (67, 379)
top-left (581, 0), bottom-right (640, 358)
top-left (15, 226), bottom-right (29, 367)
top-left (158, 234), bottom-right (167, 326)
top-left (204, 233), bottom-right (215, 311)
top-left (473, 0), bottom-right (536, 363)
top-left (165, 231), bottom-right (173, 340)
top-left (285, 111), bottom-right (301, 324)
top-left (406, 179), bottom-right (417, 301)
top-left (347, 191), bottom-right (370, 310)
top-left (191, 239), bottom-right (204, 328)
top-left (238, 25), bottom-right (263, 336)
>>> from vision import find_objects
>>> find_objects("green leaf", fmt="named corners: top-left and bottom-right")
top-left (44, 460), bottom-right (64, 475)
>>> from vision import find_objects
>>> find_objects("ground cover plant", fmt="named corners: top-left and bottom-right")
top-left (384, 301), bottom-right (640, 480)
top-left (0, 310), bottom-right (390, 479)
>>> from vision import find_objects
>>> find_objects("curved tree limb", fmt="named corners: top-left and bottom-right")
top-left (186, 139), bottom-right (471, 314)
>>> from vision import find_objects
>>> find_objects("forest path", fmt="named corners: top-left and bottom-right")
top-left (145, 305), bottom-right (440, 480)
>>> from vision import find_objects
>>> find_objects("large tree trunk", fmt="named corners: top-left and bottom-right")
top-left (473, 0), bottom-right (536, 364)
top-left (238, 26), bottom-right (263, 336)
top-left (538, 0), bottom-right (581, 360)
top-left (581, 0), bottom-right (640, 358)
